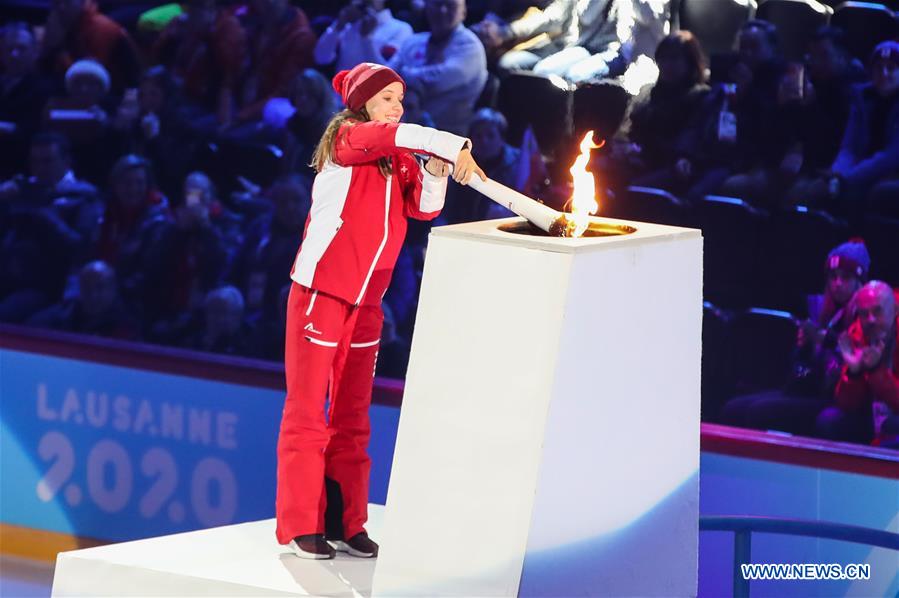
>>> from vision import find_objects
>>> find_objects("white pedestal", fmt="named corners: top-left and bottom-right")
top-left (372, 217), bottom-right (703, 597)
top-left (52, 508), bottom-right (384, 597)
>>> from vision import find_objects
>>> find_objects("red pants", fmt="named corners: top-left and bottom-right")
top-left (275, 283), bottom-right (383, 545)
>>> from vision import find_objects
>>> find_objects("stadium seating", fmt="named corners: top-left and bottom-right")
top-left (678, 0), bottom-right (758, 56)
top-left (757, 0), bottom-right (833, 61)
top-left (831, 1), bottom-right (899, 61)
top-left (728, 307), bottom-right (799, 394)
top-left (697, 195), bottom-right (769, 307)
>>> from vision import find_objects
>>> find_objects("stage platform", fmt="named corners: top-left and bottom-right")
top-left (52, 506), bottom-right (384, 597)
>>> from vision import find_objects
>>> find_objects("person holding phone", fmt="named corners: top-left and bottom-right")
top-left (778, 27), bottom-right (865, 206)
top-left (314, 0), bottom-right (412, 71)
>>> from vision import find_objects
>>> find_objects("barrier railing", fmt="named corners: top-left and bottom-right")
top-left (699, 515), bottom-right (899, 597)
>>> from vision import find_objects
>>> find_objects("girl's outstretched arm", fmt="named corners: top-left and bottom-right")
top-left (333, 121), bottom-right (469, 166)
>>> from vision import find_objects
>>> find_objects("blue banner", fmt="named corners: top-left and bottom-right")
top-left (0, 348), bottom-right (399, 542)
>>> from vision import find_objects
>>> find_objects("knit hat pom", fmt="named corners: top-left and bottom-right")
top-left (332, 70), bottom-right (350, 98)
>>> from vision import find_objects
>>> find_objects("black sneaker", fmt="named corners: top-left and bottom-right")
top-left (289, 534), bottom-right (336, 559)
top-left (329, 532), bottom-right (378, 558)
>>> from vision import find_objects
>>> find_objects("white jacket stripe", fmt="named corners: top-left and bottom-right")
top-left (291, 162), bottom-right (351, 287)
top-left (394, 123), bottom-right (469, 163)
top-left (419, 168), bottom-right (447, 213)
top-left (304, 336), bottom-right (339, 348)
top-left (350, 339), bottom-right (380, 348)
top-left (355, 175), bottom-right (392, 305)
top-left (305, 290), bottom-right (318, 316)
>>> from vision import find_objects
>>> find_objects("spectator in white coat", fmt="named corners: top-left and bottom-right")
top-left (314, 0), bottom-right (412, 72)
top-left (389, 0), bottom-right (488, 135)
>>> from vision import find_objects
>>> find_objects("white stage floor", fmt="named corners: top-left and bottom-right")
top-left (52, 506), bottom-right (384, 597)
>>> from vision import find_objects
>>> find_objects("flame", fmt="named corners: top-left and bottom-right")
top-left (566, 131), bottom-right (602, 237)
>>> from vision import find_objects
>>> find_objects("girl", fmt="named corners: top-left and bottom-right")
top-left (276, 62), bottom-right (484, 560)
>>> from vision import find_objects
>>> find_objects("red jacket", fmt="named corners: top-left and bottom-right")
top-left (290, 121), bottom-right (468, 306)
top-left (834, 317), bottom-right (899, 414)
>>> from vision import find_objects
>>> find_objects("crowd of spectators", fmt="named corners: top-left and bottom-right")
top-left (1, 0), bottom-right (896, 446)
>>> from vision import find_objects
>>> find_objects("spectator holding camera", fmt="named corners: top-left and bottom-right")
top-left (776, 27), bottom-right (866, 206)
top-left (140, 174), bottom-right (231, 329)
top-left (314, 0), bottom-right (413, 71)
top-left (390, 0), bottom-right (487, 135)
top-left (112, 67), bottom-right (193, 195)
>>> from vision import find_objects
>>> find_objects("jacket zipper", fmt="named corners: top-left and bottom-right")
top-left (355, 175), bottom-right (391, 305)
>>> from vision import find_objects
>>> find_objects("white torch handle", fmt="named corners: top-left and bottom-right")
top-left (465, 176), bottom-right (559, 234)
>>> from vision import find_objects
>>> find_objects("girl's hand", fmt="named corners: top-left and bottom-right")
top-left (453, 147), bottom-right (486, 185)
top-left (425, 156), bottom-right (450, 177)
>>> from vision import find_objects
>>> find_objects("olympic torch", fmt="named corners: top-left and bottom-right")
top-left (466, 176), bottom-right (589, 238)
top-left (465, 131), bottom-right (602, 238)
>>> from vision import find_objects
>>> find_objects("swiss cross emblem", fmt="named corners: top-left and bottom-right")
top-left (400, 164), bottom-right (409, 176)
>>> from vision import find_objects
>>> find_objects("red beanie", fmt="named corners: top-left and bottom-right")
top-left (332, 62), bottom-right (405, 112)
